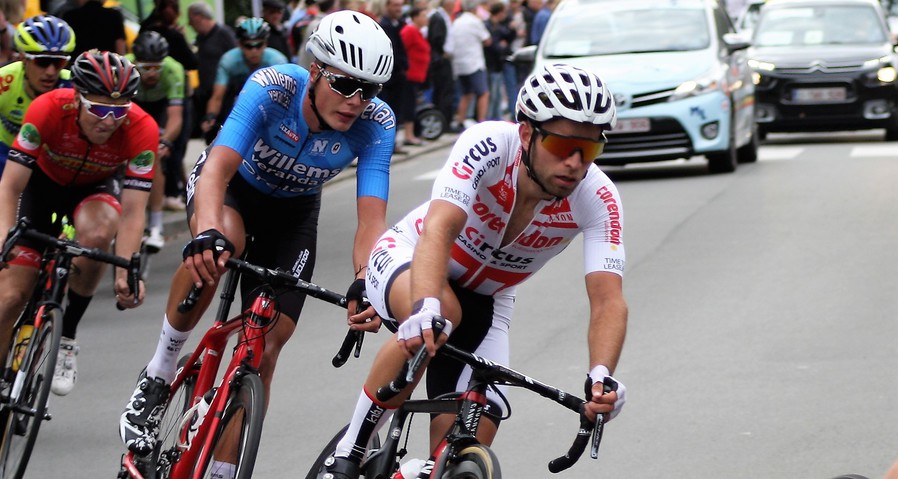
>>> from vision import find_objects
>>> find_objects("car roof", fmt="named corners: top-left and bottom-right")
top-left (764, 0), bottom-right (881, 7)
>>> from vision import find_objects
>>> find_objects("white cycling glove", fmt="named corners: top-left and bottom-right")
top-left (397, 297), bottom-right (453, 342)
top-left (589, 365), bottom-right (627, 421)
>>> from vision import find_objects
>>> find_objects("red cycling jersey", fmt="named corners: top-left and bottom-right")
top-left (8, 88), bottom-right (156, 191)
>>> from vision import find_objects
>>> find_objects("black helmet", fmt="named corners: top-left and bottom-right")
top-left (132, 31), bottom-right (169, 62)
top-left (71, 50), bottom-right (140, 99)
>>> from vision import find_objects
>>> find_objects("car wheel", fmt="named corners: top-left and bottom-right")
top-left (706, 120), bottom-right (738, 173)
top-left (737, 125), bottom-right (759, 163)
top-left (885, 125), bottom-right (898, 142)
top-left (414, 107), bottom-right (447, 141)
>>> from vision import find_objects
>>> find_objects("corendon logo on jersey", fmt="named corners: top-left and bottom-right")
top-left (471, 196), bottom-right (506, 232)
top-left (451, 137), bottom-right (498, 180)
top-left (597, 185), bottom-right (622, 246)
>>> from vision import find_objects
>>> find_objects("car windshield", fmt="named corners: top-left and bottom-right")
top-left (753, 4), bottom-right (887, 46)
top-left (542, 6), bottom-right (711, 57)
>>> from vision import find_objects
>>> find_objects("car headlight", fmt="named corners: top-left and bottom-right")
top-left (669, 68), bottom-right (724, 101)
top-left (747, 59), bottom-right (775, 71)
top-left (863, 56), bottom-right (898, 83)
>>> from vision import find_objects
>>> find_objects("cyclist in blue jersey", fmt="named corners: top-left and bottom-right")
top-left (119, 10), bottom-right (397, 472)
top-left (199, 16), bottom-right (289, 143)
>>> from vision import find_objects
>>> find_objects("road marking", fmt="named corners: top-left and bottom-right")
top-left (415, 169), bottom-right (441, 181)
top-left (850, 145), bottom-right (896, 157)
top-left (758, 147), bottom-right (804, 161)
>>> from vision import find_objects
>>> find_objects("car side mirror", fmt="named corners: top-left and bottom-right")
top-left (508, 45), bottom-right (537, 65)
top-left (723, 32), bottom-right (752, 51)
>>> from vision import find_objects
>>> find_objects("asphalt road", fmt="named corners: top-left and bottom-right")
top-left (22, 130), bottom-right (898, 478)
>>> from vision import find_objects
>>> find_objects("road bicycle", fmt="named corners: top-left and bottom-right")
top-left (119, 253), bottom-right (356, 479)
top-left (306, 317), bottom-right (612, 479)
top-left (0, 218), bottom-right (142, 479)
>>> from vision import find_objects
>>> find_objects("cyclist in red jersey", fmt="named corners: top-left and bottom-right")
top-left (0, 50), bottom-right (157, 396)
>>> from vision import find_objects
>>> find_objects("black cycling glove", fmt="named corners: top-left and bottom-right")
top-left (345, 278), bottom-right (366, 308)
top-left (182, 229), bottom-right (235, 261)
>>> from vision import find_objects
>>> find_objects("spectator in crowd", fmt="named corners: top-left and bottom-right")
top-left (294, 0), bottom-right (337, 68)
top-left (290, 0), bottom-right (325, 64)
top-left (344, 0), bottom-right (376, 19)
top-left (484, 0), bottom-right (514, 120)
top-left (399, 5), bottom-right (430, 145)
top-left (187, 1), bottom-right (236, 139)
top-left (262, 0), bottom-right (291, 58)
top-left (140, 0), bottom-right (198, 211)
top-left (0, 7), bottom-right (17, 65)
top-left (529, 0), bottom-right (555, 45)
top-left (379, 0), bottom-right (409, 153)
top-left (63, 0), bottom-right (126, 57)
top-left (427, 0), bottom-right (455, 126)
top-left (521, 0), bottom-right (540, 46)
top-left (450, 0), bottom-right (491, 129)
top-left (127, 30), bottom-right (184, 252)
top-left (200, 17), bottom-right (288, 142)
top-left (505, 0), bottom-right (526, 106)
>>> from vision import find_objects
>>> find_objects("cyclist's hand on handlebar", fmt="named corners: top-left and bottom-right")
top-left (345, 278), bottom-right (381, 332)
top-left (114, 276), bottom-right (145, 309)
top-left (585, 366), bottom-right (626, 423)
top-left (181, 229), bottom-right (235, 287)
top-left (397, 297), bottom-right (453, 358)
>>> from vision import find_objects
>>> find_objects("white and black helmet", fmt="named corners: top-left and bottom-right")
top-left (516, 64), bottom-right (616, 129)
top-left (306, 10), bottom-right (394, 84)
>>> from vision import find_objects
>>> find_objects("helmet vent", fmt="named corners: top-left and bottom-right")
top-left (338, 40), bottom-right (362, 68)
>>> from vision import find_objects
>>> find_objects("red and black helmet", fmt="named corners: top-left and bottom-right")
top-left (71, 50), bottom-right (140, 99)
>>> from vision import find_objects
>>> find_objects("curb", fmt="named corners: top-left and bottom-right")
top-left (160, 132), bottom-right (459, 241)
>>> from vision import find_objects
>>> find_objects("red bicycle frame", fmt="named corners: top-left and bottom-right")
top-left (121, 291), bottom-right (276, 479)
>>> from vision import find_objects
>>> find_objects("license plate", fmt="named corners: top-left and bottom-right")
top-left (792, 87), bottom-right (846, 103)
top-left (614, 118), bottom-right (651, 133)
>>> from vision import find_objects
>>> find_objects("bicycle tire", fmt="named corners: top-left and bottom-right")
top-left (303, 424), bottom-right (383, 479)
top-left (0, 306), bottom-right (62, 479)
top-left (146, 355), bottom-right (198, 479)
top-left (441, 445), bottom-right (501, 479)
top-left (196, 373), bottom-right (265, 479)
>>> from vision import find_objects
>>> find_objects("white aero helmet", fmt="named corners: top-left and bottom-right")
top-left (306, 10), bottom-right (394, 84)
top-left (516, 63), bottom-right (617, 130)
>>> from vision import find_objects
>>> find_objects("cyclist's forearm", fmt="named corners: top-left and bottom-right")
top-left (353, 196), bottom-right (387, 279)
top-left (585, 272), bottom-right (627, 373)
top-left (163, 105), bottom-right (183, 143)
top-left (193, 146), bottom-right (240, 233)
top-left (114, 189), bottom-right (149, 263)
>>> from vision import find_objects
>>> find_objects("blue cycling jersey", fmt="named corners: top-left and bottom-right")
top-left (215, 63), bottom-right (396, 199)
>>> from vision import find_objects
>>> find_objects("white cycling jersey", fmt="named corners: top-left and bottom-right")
top-left (368, 120), bottom-right (626, 311)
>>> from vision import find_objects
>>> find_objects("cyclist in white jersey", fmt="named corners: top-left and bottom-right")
top-left (318, 63), bottom-right (629, 479)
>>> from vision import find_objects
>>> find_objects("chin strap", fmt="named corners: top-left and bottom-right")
top-left (308, 73), bottom-right (333, 131)
top-left (521, 129), bottom-right (556, 198)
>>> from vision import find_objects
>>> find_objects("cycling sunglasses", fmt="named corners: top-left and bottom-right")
top-left (79, 94), bottom-right (131, 120)
top-left (136, 62), bottom-right (163, 73)
top-left (242, 41), bottom-right (265, 50)
top-left (318, 67), bottom-right (382, 101)
top-left (534, 126), bottom-right (607, 160)
top-left (25, 54), bottom-right (70, 70)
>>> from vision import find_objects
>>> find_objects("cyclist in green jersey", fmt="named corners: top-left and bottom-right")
top-left (127, 30), bottom-right (185, 252)
top-left (0, 15), bottom-right (76, 175)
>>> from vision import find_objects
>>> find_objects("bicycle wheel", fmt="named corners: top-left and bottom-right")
top-left (196, 373), bottom-right (265, 479)
top-left (441, 445), bottom-right (501, 479)
top-left (145, 355), bottom-right (198, 479)
top-left (0, 306), bottom-right (62, 479)
top-left (303, 424), bottom-right (383, 479)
